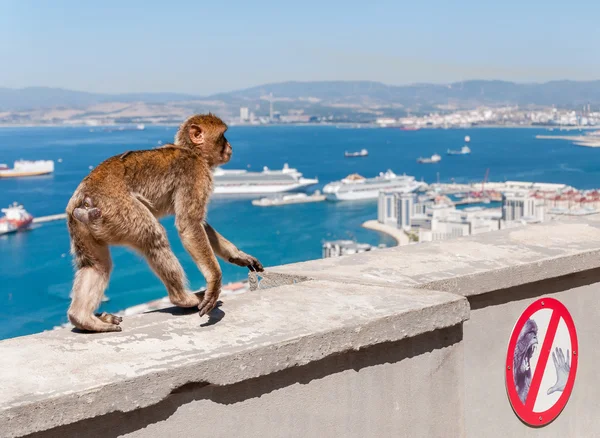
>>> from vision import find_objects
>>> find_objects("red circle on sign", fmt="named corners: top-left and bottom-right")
top-left (505, 298), bottom-right (578, 426)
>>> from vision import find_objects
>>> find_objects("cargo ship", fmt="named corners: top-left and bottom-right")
top-left (0, 160), bottom-right (54, 178)
top-left (0, 203), bottom-right (33, 235)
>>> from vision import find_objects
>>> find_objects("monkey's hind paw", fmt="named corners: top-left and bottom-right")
top-left (97, 312), bottom-right (123, 325)
top-left (198, 293), bottom-right (219, 317)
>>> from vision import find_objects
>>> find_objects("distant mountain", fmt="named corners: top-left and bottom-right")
top-left (2, 80), bottom-right (600, 112)
top-left (0, 87), bottom-right (200, 111)
top-left (209, 80), bottom-right (600, 109)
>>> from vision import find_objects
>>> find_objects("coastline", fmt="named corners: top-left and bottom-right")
top-left (2, 122), bottom-right (599, 130)
top-left (362, 220), bottom-right (410, 246)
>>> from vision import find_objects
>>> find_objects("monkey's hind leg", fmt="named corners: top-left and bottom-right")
top-left (67, 229), bottom-right (121, 333)
top-left (121, 197), bottom-right (201, 309)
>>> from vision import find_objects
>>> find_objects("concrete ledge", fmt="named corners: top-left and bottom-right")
top-left (261, 216), bottom-right (600, 296)
top-left (0, 280), bottom-right (468, 437)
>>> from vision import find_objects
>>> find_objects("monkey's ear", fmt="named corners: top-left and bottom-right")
top-left (189, 124), bottom-right (204, 145)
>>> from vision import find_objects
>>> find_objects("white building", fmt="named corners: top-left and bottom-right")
top-left (502, 191), bottom-right (545, 223)
top-left (419, 205), bottom-right (502, 243)
top-left (322, 240), bottom-right (373, 258)
top-left (378, 191), bottom-right (418, 230)
top-left (378, 189), bottom-right (506, 243)
top-left (240, 107), bottom-right (250, 122)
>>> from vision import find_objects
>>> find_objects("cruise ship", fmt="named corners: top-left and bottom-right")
top-left (322, 170), bottom-right (423, 201)
top-left (0, 160), bottom-right (54, 178)
top-left (213, 164), bottom-right (318, 194)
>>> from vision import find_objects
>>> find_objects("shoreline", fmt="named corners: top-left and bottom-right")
top-left (362, 220), bottom-right (410, 246)
top-left (1, 122), bottom-right (599, 130)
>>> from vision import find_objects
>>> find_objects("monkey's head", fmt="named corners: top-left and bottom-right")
top-left (175, 113), bottom-right (232, 167)
top-left (513, 318), bottom-right (538, 385)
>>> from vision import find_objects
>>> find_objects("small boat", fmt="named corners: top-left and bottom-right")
top-left (465, 135), bottom-right (471, 143)
top-left (447, 146), bottom-right (471, 155)
top-left (344, 149), bottom-right (368, 158)
top-left (252, 191), bottom-right (326, 207)
top-left (400, 126), bottom-right (420, 131)
top-left (417, 154), bottom-right (442, 164)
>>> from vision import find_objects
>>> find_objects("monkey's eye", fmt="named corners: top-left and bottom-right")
top-left (84, 201), bottom-right (90, 208)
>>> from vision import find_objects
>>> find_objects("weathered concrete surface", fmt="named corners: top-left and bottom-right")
top-left (0, 280), bottom-right (468, 438)
top-left (122, 325), bottom-right (464, 438)
top-left (261, 216), bottom-right (600, 296)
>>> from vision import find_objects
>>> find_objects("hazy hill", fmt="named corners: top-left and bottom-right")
top-left (0, 87), bottom-right (200, 111)
top-left (2, 80), bottom-right (600, 114)
top-left (209, 80), bottom-right (600, 109)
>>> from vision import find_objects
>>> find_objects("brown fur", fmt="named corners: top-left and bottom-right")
top-left (65, 113), bottom-right (263, 333)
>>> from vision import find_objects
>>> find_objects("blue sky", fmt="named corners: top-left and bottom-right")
top-left (1, 0), bottom-right (599, 95)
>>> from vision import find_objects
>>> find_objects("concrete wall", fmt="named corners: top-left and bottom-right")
top-left (464, 273), bottom-right (600, 437)
top-left (3, 215), bottom-right (600, 437)
top-left (124, 327), bottom-right (464, 438)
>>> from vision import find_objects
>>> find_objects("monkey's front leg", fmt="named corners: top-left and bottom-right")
top-left (204, 222), bottom-right (264, 272)
top-left (177, 220), bottom-right (222, 316)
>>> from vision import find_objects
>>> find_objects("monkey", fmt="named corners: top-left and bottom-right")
top-left (65, 113), bottom-right (264, 333)
top-left (513, 318), bottom-right (538, 404)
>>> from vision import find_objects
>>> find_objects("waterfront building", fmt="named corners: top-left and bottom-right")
top-left (502, 191), bottom-right (545, 223)
top-left (322, 240), bottom-right (373, 258)
top-left (419, 205), bottom-right (502, 243)
top-left (240, 107), bottom-right (249, 122)
top-left (378, 191), bottom-right (419, 230)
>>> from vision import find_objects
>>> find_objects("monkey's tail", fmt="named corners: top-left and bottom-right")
top-left (67, 215), bottom-right (97, 270)
top-left (66, 197), bottom-right (101, 269)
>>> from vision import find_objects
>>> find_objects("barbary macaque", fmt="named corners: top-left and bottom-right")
top-left (65, 114), bottom-right (263, 332)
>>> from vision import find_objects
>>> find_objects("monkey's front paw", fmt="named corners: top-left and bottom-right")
top-left (229, 252), bottom-right (264, 272)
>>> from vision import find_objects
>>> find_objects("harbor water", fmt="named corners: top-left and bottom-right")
top-left (1, 125), bottom-right (598, 339)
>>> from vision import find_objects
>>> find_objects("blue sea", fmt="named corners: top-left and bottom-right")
top-left (0, 125), bottom-right (596, 339)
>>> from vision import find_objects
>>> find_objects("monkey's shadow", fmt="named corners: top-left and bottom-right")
top-left (145, 300), bottom-right (225, 327)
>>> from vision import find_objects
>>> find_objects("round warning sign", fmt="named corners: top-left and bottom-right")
top-left (505, 298), bottom-right (578, 426)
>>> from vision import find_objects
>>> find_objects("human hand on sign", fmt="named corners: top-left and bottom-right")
top-left (547, 347), bottom-right (570, 395)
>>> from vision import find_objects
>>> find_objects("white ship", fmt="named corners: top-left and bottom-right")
top-left (447, 146), bottom-right (471, 155)
top-left (323, 170), bottom-right (422, 201)
top-left (213, 163), bottom-right (318, 194)
top-left (344, 149), bottom-right (368, 158)
top-left (0, 160), bottom-right (54, 178)
top-left (417, 154), bottom-right (441, 164)
top-left (252, 191), bottom-right (326, 207)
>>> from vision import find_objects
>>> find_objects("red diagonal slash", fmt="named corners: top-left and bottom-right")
top-left (525, 309), bottom-right (561, 410)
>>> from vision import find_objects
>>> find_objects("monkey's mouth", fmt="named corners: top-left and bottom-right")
top-left (523, 343), bottom-right (537, 371)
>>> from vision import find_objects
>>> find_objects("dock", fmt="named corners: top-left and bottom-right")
top-left (33, 213), bottom-right (67, 224)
